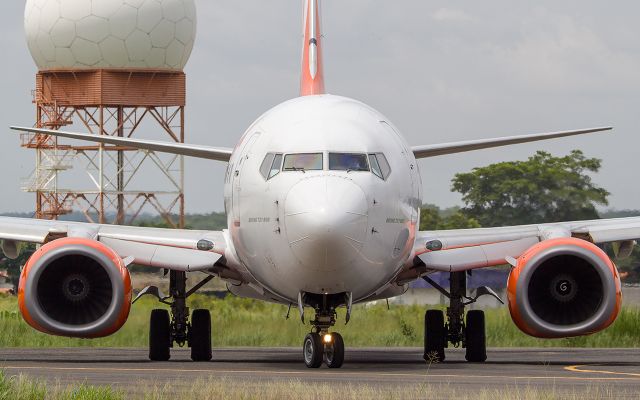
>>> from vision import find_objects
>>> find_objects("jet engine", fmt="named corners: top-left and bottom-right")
top-left (18, 237), bottom-right (132, 338)
top-left (507, 237), bottom-right (621, 338)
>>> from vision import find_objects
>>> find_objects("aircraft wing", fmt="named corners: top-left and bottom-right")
top-left (10, 126), bottom-right (233, 162)
top-left (0, 216), bottom-right (245, 282)
top-left (397, 217), bottom-right (640, 282)
top-left (411, 127), bottom-right (612, 159)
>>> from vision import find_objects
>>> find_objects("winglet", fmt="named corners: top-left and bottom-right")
top-left (300, 0), bottom-right (325, 96)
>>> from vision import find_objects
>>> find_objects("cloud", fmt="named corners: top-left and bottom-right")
top-left (487, 10), bottom-right (640, 94)
top-left (431, 8), bottom-right (474, 23)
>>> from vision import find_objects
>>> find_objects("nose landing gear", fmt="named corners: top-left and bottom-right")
top-left (300, 293), bottom-right (347, 368)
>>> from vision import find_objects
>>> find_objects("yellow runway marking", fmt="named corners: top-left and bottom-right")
top-left (565, 365), bottom-right (640, 378)
top-left (0, 365), bottom-right (638, 382)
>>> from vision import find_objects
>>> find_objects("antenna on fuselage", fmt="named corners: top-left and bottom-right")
top-left (300, 0), bottom-right (325, 96)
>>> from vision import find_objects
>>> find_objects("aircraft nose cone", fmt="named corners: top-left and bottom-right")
top-left (285, 176), bottom-right (369, 272)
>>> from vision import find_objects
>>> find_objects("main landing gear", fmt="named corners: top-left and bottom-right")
top-left (300, 293), bottom-right (348, 368)
top-left (422, 271), bottom-right (502, 363)
top-left (136, 271), bottom-right (215, 362)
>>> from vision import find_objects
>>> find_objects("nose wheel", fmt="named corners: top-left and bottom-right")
top-left (324, 332), bottom-right (345, 368)
top-left (303, 332), bottom-right (345, 368)
top-left (303, 333), bottom-right (323, 368)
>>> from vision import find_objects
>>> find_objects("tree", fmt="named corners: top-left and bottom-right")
top-left (419, 204), bottom-right (481, 231)
top-left (452, 150), bottom-right (609, 227)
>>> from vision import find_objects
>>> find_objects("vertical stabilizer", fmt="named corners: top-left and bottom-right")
top-left (300, 0), bottom-right (325, 96)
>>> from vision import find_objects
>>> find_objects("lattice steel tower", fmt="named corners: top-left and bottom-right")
top-left (22, 0), bottom-right (198, 227)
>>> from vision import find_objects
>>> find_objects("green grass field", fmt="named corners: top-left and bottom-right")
top-left (0, 294), bottom-right (638, 348)
top-left (0, 372), bottom-right (631, 400)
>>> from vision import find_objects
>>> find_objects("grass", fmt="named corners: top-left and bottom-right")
top-left (0, 294), bottom-right (638, 348)
top-left (138, 378), bottom-right (633, 400)
top-left (0, 372), bottom-right (124, 400)
top-left (0, 373), bottom-right (633, 400)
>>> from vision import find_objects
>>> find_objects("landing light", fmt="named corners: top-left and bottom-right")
top-left (323, 334), bottom-right (333, 343)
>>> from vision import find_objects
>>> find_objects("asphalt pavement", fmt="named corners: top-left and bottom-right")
top-left (0, 347), bottom-right (638, 397)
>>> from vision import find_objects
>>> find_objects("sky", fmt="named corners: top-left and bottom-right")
top-left (1, 1), bottom-right (640, 214)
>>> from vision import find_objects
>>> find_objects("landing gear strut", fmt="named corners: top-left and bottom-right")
top-left (170, 271), bottom-right (189, 348)
top-left (301, 293), bottom-right (346, 368)
top-left (423, 271), bottom-right (496, 363)
top-left (145, 271), bottom-right (214, 361)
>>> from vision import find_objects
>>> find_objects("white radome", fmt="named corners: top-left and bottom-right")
top-left (24, 0), bottom-right (197, 71)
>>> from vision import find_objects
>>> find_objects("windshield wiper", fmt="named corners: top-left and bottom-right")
top-left (285, 167), bottom-right (306, 173)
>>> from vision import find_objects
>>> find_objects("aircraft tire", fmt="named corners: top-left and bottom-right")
top-left (190, 309), bottom-right (212, 362)
top-left (424, 309), bottom-right (446, 362)
top-left (465, 310), bottom-right (487, 362)
top-left (149, 309), bottom-right (171, 361)
top-left (303, 333), bottom-right (324, 368)
top-left (325, 332), bottom-right (345, 368)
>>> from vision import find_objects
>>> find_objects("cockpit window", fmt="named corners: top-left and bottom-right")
top-left (269, 154), bottom-right (283, 178)
top-left (369, 153), bottom-right (391, 180)
top-left (369, 154), bottom-right (383, 179)
top-left (329, 153), bottom-right (369, 171)
top-left (283, 153), bottom-right (323, 171)
top-left (259, 153), bottom-right (275, 179)
top-left (259, 153), bottom-right (283, 180)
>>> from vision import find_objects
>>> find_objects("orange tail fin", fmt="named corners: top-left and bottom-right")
top-left (300, 0), bottom-right (325, 96)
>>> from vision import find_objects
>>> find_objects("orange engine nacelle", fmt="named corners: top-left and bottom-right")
top-left (18, 237), bottom-right (132, 338)
top-left (507, 237), bottom-right (621, 338)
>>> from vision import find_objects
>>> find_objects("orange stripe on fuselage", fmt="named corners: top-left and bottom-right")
top-left (300, 0), bottom-right (325, 96)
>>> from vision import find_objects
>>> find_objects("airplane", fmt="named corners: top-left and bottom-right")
top-left (4, 0), bottom-right (635, 369)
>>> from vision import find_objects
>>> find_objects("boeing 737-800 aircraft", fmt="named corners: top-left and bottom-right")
top-left (5, 0), bottom-right (636, 368)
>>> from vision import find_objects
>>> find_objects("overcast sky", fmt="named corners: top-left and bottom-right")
top-left (1, 1), bottom-right (640, 214)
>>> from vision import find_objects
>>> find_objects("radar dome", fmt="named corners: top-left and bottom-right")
top-left (24, 0), bottom-right (197, 71)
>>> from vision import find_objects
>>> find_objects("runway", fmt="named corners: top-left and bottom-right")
top-left (0, 348), bottom-right (638, 397)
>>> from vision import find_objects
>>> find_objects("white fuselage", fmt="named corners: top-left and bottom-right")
top-left (224, 95), bottom-right (422, 303)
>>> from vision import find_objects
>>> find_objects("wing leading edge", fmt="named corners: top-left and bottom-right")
top-left (411, 127), bottom-right (612, 159)
top-left (11, 126), bottom-right (233, 162)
